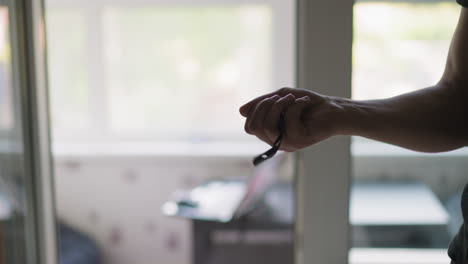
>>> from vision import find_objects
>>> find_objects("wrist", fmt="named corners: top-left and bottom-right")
top-left (326, 96), bottom-right (372, 137)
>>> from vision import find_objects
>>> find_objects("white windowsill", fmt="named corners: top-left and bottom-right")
top-left (49, 139), bottom-right (468, 158)
top-left (1, 137), bottom-right (465, 159)
top-left (349, 248), bottom-right (449, 264)
top-left (51, 141), bottom-right (270, 159)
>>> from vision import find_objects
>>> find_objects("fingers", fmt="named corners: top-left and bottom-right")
top-left (245, 95), bottom-right (280, 144)
top-left (242, 91), bottom-right (314, 150)
top-left (283, 96), bottom-right (311, 145)
top-left (239, 87), bottom-right (295, 117)
top-left (264, 94), bottom-right (296, 142)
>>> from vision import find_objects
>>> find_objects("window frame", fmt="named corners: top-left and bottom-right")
top-left (0, 0), bottom-right (58, 263)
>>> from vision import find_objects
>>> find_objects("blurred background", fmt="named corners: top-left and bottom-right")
top-left (2, 0), bottom-right (459, 263)
top-left (45, 0), bottom-right (295, 263)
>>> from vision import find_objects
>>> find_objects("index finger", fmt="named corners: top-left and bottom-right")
top-left (239, 88), bottom-right (294, 117)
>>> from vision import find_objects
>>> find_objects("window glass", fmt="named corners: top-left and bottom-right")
top-left (353, 3), bottom-right (458, 100)
top-left (352, 2), bottom-right (466, 261)
top-left (103, 6), bottom-right (272, 140)
top-left (46, 4), bottom-right (284, 142)
top-left (47, 9), bottom-right (89, 136)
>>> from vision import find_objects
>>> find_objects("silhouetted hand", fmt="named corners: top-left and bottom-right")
top-left (239, 87), bottom-right (344, 152)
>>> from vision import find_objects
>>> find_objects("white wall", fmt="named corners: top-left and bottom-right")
top-left (53, 144), bottom-right (257, 264)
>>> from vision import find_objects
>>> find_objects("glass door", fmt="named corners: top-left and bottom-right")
top-left (0, 0), bottom-right (57, 263)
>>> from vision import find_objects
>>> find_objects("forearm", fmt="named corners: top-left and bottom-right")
top-left (329, 8), bottom-right (468, 152)
top-left (333, 83), bottom-right (468, 152)
top-left (241, 9), bottom-right (468, 152)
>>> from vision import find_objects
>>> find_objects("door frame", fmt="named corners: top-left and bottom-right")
top-left (12, 0), bottom-right (58, 263)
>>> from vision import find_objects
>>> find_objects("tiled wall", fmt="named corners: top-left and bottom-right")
top-left (53, 155), bottom-right (254, 264)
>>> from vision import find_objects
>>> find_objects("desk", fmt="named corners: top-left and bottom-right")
top-left (351, 183), bottom-right (448, 226)
top-left (166, 182), bottom-right (450, 264)
top-left (255, 182), bottom-right (449, 227)
top-left (351, 183), bottom-right (450, 248)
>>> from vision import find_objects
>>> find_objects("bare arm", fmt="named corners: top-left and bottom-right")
top-left (240, 8), bottom-right (468, 153)
top-left (336, 8), bottom-right (468, 152)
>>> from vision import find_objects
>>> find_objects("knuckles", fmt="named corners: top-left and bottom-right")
top-left (278, 87), bottom-right (293, 95)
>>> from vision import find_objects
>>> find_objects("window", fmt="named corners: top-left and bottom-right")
top-left (45, 0), bottom-right (295, 143)
top-left (353, 2), bottom-right (459, 100)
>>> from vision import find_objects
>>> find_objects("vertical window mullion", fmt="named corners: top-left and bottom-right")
top-left (294, 0), bottom-right (353, 263)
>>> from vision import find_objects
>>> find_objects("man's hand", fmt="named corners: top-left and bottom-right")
top-left (239, 87), bottom-right (344, 152)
